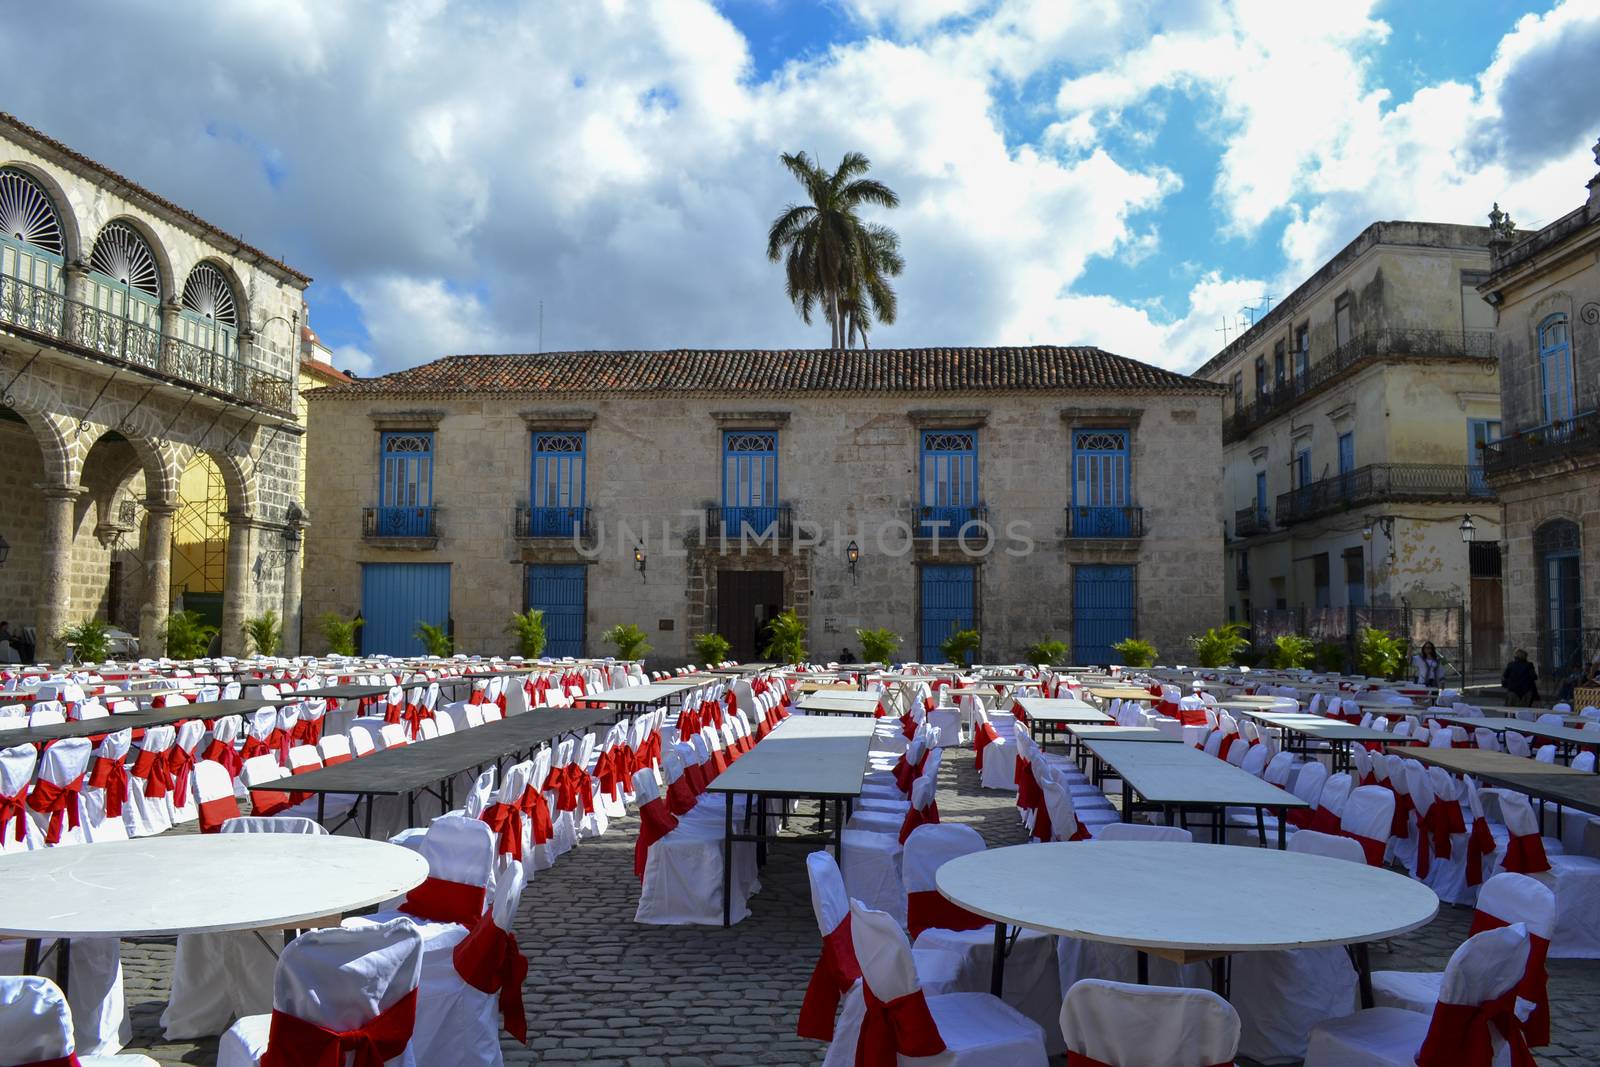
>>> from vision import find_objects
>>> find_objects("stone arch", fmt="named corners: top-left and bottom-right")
top-left (87, 213), bottom-right (175, 304)
top-left (0, 159), bottom-right (84, 264)
top-left (0, 364), bottom-right (73, 487)
top-left (82, 398), bottom-right (180, 505)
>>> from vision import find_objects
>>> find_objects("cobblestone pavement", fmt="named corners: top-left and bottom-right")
top-left (120, 745), bottom-right (1600, 1065)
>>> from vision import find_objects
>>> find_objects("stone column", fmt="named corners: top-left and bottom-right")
top-left (280, 529), bottom-right (305, 657)
top-left (137, 500), bottom-right (178, 655)
top-left (35, 484), bottom-right (83, 662)
top-left (221, 510), bottom-right (255, 657)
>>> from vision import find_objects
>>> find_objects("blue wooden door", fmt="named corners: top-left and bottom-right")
top-left (920, 565), bottom-right (975, 663)
top-left (527, 564), bottom-right (587, 658)
top-left (361, 563), bottom-right (450, 656)
top-left (531, 431), bottom-right (586, 536)
top-left (1539, 315), bottom-right (1573, 426)
top-left (1255, 471), bottom-right (1268, 524)
top-left (1074, 565), bottom-right (1135, 665)
top-left (919, 430), bottom-right (978, 536)
top-left (1468, 419), bottom-right (1500, 497)
top-left (1071, 429), bottom-right (1130, 535)
top-left (378, 432), bottom-right (434, 536)
top-left (722, 431), bottom-right (778, 535)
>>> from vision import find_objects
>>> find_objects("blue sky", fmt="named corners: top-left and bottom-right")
top-left (5, 0), bottom-right (1598, 374)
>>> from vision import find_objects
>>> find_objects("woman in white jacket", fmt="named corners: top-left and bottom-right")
top-left (1410, 641), bottom-right (1442, 687)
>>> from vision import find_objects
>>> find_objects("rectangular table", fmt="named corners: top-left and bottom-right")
top-left (1236, 710), bottom-right (1395, 771)
top-left (1014, 698), bottom-right (1111, 749)
top-left (290, 685), bottom-right (392, 701)
top-left (1086, 687), bottom-right (1154, 703)
top-left (1082, 738), bottom-right (1306, 846)
top-left (0, 698), bottom-right (285, 748)
top-left (1431, 715), bottom-right (1600, 763)
top-left (706, 715), bottom-right (875, 925)
top-left (581, 682), bottom-right (701, 721)
top-left (248, 709), bottom-right (607, 835)
top-left (797, 692), bottom-right (883, 717)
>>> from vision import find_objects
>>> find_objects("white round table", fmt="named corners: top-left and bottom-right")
top-left (935, 841), bottom-right (1438, 1003)
top-left (0, 834), bottom-right (427, 990)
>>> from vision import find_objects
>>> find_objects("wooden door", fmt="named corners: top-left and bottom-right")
top-left (717, 570), bottom-right (784, 662)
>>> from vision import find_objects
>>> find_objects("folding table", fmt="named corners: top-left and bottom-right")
top-left (1013, 697), bottom-right (1110, 751)
top-left (796, 692), bottom-right (882, 717)
top-left (581, 681), bottom-right (702, 722)
top-left (1232, 709), bottom-right (1395, 771)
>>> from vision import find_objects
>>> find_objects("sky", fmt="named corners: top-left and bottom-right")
top-left (3, 0), bottom-right (1597, 376)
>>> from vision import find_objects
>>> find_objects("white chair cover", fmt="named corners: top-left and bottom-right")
top-left (1059, 979), bottom-right (1239, 1067)
top-left (0, 974), bottom-right (157, 1066)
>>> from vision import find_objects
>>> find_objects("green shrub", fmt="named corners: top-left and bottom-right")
top-left (506, 609), bottom-right (548, 659)
top-left (415, 620), bottom-right (454, 657)
top-left (692, 632), bottom-right (732, 665)
top-left (1314, 640), bottom-right (1348, 673)
top-left (1270, 633), bottom-right (1316, 670)
top-left (161, 610), bottom-right (216, 659)
top-left (602, 623), bottom-right (652, 661)
top-left (1023, 638), bottom-right (1070, 666)
top-left (855, 627), bottom-right (902, 665)
top-left (1356, 627), bottom-right (1406, 679)
top-left (319, 613), bottom-right (362, 656)
top-left (939, 628), bottom-right (981, 666)
top-left (761, 610), bottom-right (808, 664)
top-left (1189, 622), bottom-right (1249, 668)
top-left (56, 617), bottom-right (110, 662)
top-left (243, 610), bottom-right (283, 657)
top-left (1110, 637), bottom-right (1157, 668)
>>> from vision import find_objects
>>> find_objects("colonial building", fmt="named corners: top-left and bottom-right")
top-left (301, 347), bottom-right (1226, 666)
top-left (0, 114), bottom-right (310, 658)
top-left (1195, 222), bottom-right (1506, 677)
top-left (1480, 139), bottom-right (1600, 684)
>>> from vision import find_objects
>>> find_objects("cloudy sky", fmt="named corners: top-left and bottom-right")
top-left (5, 0), bottom-right (1598, 375)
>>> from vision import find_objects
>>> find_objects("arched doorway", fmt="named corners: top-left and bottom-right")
top-left (171, 452), bottom-right (230, 637)
top-left (1534, 518), bottom-right (1582, 679)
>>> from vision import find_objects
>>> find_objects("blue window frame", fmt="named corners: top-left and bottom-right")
top-left (529, 431), bottom-right (586, 537)
top-left (376, 431), bottom-right (434, 537)
top-left (1071, 428), bottom-right (1132, 536)
top-left (1074, 565), bottom-right (1135, 665)
top-left (1468, 419), bottom-right (1500, 497)
top-left (1296, 448), bottom-right (1312, 487)
top-left (1337, 433), bottom-right (1354, 476)
top-left (1539, 314), bottom-right (1573, 425)
top-left (721, 430), bottom-right (779, 535)
top-left (527, 564), bottom-right (587, 658)
top-left (920, 565), bottom-right (975, 663)
top-left (919, 430), bottom-right (980, 537)
top-left (1255, 471), bottom-right (1268, 522)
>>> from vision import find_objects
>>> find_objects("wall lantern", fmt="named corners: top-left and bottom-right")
top-left (634, 540), bottom-right (647, 583)
top-left (847, 540), bottom-right (860, 583)
top-left (1459, 514), bottom-right (1477, 544)
top-left (0, 533), bottom-right (9, 567)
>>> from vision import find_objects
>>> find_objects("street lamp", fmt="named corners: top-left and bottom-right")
top-left (634, 540), bottom-right (647, 583)
top-left (847, 540), bottom-right (860, 584)
top-left (1459, 514), bottom-right (1477, 543)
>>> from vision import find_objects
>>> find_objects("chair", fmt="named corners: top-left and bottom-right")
top-left (240, 755), bottom-right (293, 818)
top-left (123, 725), bottom-right (176, 838)
top-left (27, 736), bottom-right (93, 846)
top-left (0, 975), bottom-right (157, 1066)
top-left (81, 728), bottom-right (132, 843)
top-left (0, 743), bottom-right (41, 854)
top-left (1303, 923), bottom-right (1534, 1067)
top-left (165, 718), bottom-right (207, 824)
top-left (216, 919), bottom-right (425, 1066)
top-left (631, 769), bottom-right (760, 926)
top-left (194, 760), bottom-right (243, 833)
top-left (161, 816), bottom-right (329, 1040)
top-left (1058, 979), bottom-right (1239, 1067)
top-left (1493, 790), bottom-right (1600, 959)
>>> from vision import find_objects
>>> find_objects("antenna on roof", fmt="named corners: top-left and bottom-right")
top-left (1215, 317), bottom-right (1233, 345)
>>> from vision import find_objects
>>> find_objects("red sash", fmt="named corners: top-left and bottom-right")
top-left (972, 722), bottom-right (998, 770)
top-left (203, 737), bottom-right (243, 777)
top-left (452, 915), bottom-right (529, 1043)
top-left (898, 801), bottom-right (940, 845)
top-left (1217, 733), bottom-right (1240, 763)
top-left (1389, 792), bottom-right (1414, 839)
top-left (634, 797), bottom-right (679, 879)
top-left (1013, 757), bottom-right (1039, 815)
top-left (1031, 799), bottom-right (1054, 844)
top-left (260, 987), bottom-right (417, 1067)
top-left (164, 744), bottom-right (197, 809)
top-left (892, 751), bottom-right (927, 797)
top-left (251, 785), bottom-right (294, 818)
top-left (1470, 910), bottom-right (1551, 1047)
top-left (854, 986), bottom-right (946, 1067)
top-left (87, 754), bottom-right (130, 818)
top-left (27, 774), bottom-right (84, 844)
top-left (238, 734), bottom-right (271, 764)
top-left (198, 791), bottom-right (241, 833)
top-left (1347, 831), bottom-right (1387, 867)
top-left (480, 802), bottom-right (524, 861)
top-left (0, 788), bottom-right (28, 842)
top-left (13, 1056), bottom-right (82, 1066)
top-left (1309, 804), bottom-right (1343, 836)
top-left (666, 775), bottom-right (697, 817)
top-left (399, 877), bottom-right (486, 927)
top-left (1069, 1055), bottom-right (1230, 1067)
top-left (798, 917), bottom-right (859, 1041)
top-left (1466, 817), bottom-right (1496, 887)
top-left (1414, 988), bottom-right (1536, 1067)
top-left (516, 786), bottom-right (554, 846)
top-left (1426, 797), bottom-right (1466, 860)
top-left (131, 745), bottom-right (175, 801)
top-left (906, 889), bottom-right (987, 941)
top-left (1502, 832), bottom-right (1549, 875)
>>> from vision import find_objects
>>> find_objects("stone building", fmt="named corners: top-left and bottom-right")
top-left (0, 114), bottom-right (310, 659)
top-left (1480, 139), bottom-right (1600, 685)
top-left (301, 347), bottom-right (1226, 666)
top-left (1194, 222), bottom-right (1506, 678)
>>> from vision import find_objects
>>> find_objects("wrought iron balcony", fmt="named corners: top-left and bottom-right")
top-left (1235, 560), bottom-right (1251, 591)
top-left (1234, 506), bottom-right (1271, 538)
top-left (1275, 464), bottom-right (1492, 526)
top-left (0, 272), bottom-right (294, 412)
top-left (1483, 410), bottom-right (1600, 475)
top-left (363, 505), bottom-right (439, 540)
top-left (705, 503), bottom-right (794, 541)
top-left (1065, 505), bottom-right (1145, 539)
top-left (515, 503), bottom-right (591, 540)
top-left (1223, 328), bottom-right (1494, 443)
top-left (917, 504), bottom-right (989, 540)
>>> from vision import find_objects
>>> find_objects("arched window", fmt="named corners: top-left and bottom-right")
top-left (87, 220), bottom-right (163, 333)
top-left (180, 261), bottom-right (239, 359)
top-left (1538, 313), bottom-right (1573, 425)
top-left (1534, 518), bottom-right (1582, 676)
top-left (0, 166), bottom-right (64, 292)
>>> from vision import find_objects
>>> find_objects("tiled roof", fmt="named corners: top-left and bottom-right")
top-left (311, 346), bottom-right (1224, 399)
top-left (0, 112), bottom-right (312, 286)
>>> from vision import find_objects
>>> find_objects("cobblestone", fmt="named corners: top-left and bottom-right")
top-left (118, 744), bottom-right (1600, 1065)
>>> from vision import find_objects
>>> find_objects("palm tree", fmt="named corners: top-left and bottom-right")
top-left (766, 151), bottom-right (902, 349)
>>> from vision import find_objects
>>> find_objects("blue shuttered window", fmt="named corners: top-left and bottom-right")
top-left (721, 431), bottom-right (779, 536)
top-left (1539, 315), bottom-right (1574, 426)
top-left (527, 565), bottom-right (587, 658)
top-left (1074, 565), bottom-right (1135, 665)
top-left (919, 430), bottom-right (980, 537)
top-left (361, 563), bottom-right (450, 656)
top-left (1255, 471), bottom-right (1268, 524)
top-left (1071, 429), bottom-right (1132, 536)
top-left (377, 431), bottom-right (434, 537)
top-left (530, 432), bottom-right (587, 537)
top-left (1468, 419), bottom-right (1500, 497)
top-left (921, 565), bottom-right (976, 663)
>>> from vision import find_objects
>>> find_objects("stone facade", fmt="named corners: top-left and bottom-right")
top-left (301, 348), bottom-right (1226, 667)
top-left (0, 115), bottom-right (309, 658)
top-left (1480, 141), bottom-right (1600, 684)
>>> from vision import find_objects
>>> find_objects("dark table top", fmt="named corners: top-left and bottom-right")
top-left (249, 709), bottom-right (607, 797)
top-left (0, 698), bottom-right (278, 747)
top-left (290, 685), bottom-right (393, 700)
top-left (1407, 747), bottom-right (1600, 816)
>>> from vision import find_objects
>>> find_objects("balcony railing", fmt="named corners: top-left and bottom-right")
top-left (516, 504), bottom-right (590, 539)
top-left (1224, 328), bottom-right (1494, 442)
top-left (1275, 463), bottom-right (1491, 526)
top-left (1234, 506), bottom-right (1270, 538)
top-left (706, 503), bottom-right (794, 541)
top-left (1235, 561), bottom-right (1250, 591)
top-left (917, 504), bottom-right (989, 540)
top-left (1483, 410), bottom-right (1600, 475)
top-left (1065, 505), bottom-right (1144, 539)
top-left (0, 272), bottom-right (293, 411)
top-left (364, 505), bottom-right (439, 540)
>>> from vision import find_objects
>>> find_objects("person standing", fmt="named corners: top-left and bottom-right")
top-left (1410, 641), bottom-right (1443, 687)
top-left (1502, 649), bottom-right (1540, 707)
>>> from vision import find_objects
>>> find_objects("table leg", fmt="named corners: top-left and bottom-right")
top-left (1136, 951), bottom-right (1148, 985)
top-left (317, 794), bottom-right (326, 825)
top-left (989, 922), bottom-right (1006, 997)
top-left (407, 790), bottom-right (416, 829)
top-left (722, 792), bottom-right (734, 928)
top-left (1277, 806), bottom-right (1287, 850)
top-left (1211, 954), bottom-right (1228, 999)
top-left (834, 798), bottom-right (844, 861)
top-left (1121, 780), bottom-right (1132, 822)
top-left (55, 936), bottom-right (70, 996)
top-left (756, 794), bottom-right (767, 868)
top-left (363, 795), bottom-right (375, 839)
top-left (1354, 942), bottom-right (1374, 1008)
top-left (22, 938), bottom-right (39, 976)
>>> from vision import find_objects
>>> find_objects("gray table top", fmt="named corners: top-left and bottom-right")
top-left (1067, 725), bottom-right (1175, 742)
top-left (1406, 747), bottom-right (1600, 816)
top-left (290, 684), bottom-right (393, 700)
top-left (706, 716), bottom-right (875, 799)
top-left (798, 692), bottom-right (882, 715)
top-left (1432, 714), bottom-right (1600, 746)
top-left (1084, 739), bottom-right (1307, 808)
top-left (1015, 698), bottom-right (1111, 725)
top-left (582, 682), bottom-right (699, 705)
top-left (1240, 710), bottom-right (1396, 743)
top-left (247, 709), bottom-right (606, 797)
